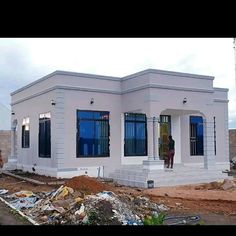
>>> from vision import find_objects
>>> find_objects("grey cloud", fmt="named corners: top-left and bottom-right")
top-left (0, 39), bottom-right (51, 108)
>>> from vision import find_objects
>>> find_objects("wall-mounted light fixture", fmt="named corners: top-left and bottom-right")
top-left (183, 97), bottom-right (187, 104)
top-left (90, 98), bottom-right (94, 105)
top-left (51, 100), bottom-right (56, 106)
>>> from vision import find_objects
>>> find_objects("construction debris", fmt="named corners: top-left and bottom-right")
top-left (0, 189), bottom-right (8, 195)
top-left (0, 176), bottom-right (171, 225)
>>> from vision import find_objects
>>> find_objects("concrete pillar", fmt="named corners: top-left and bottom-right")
top-left (143, 116), bottom-right (164, 171)
top-left (153, 117), bottom-right (159, 160)
top-left (203, 118), bottom-right (216, 169)
top-left (147, 117), bottom-right (154, 160)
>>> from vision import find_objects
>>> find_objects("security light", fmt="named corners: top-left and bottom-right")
top-left (51, 100), bottom-right (56, 106)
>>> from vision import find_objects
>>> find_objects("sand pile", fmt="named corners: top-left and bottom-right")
top-left (65, 175), bottom-right (112, 194)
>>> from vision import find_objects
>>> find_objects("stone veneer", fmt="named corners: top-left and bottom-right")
top-left (0, 130), bottom-right (11, 163)
top-left (229, 129), bottom-right (236, 160)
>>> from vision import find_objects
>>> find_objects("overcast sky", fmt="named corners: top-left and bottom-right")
top-left (0, 38), bottom-right (235, 128)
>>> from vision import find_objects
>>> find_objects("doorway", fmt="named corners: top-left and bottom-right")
top-left (159, 115), bottom-right (171, 165)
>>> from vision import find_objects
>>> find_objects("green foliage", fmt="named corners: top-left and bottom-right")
top-left (143, 213), bottom-right (165, 225)
top-left (86, 210), bottom-right (99, 225)
top-left (197, 220), bottom-right (205, 225)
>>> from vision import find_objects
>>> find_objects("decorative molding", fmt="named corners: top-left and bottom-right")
top-left (122, 69), bottom-right (215, 81)
top-left (11, 83), bottom-right (217, 106)
top-left (11, 71), bottom-right (121, 95)
top-left (213, 99), bottom-right (229, 103)
top-left (11, 69), bottom-right (216, 96)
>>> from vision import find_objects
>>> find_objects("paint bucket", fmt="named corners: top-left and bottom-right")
top-left (147, 180), bottom-right (154, 189)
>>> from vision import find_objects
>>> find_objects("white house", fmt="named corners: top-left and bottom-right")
top-left (7, 69), bottom-right (231, 187)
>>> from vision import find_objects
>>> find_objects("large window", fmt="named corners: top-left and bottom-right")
top-left (124, 113), bottom-right (147, 156)
top-left (77, 110), bottom-right (110, 157)
top-left (190, 116), bottom-right (204, 156)
top-left (39, 112), bottom-right (51, 158)
top-left (22, 117), bottom-right (30, 148)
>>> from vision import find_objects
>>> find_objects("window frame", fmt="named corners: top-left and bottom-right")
top-left (213, 116), bottom-right (216, 155)
top-left (21, 117), bottom-right (30, 148)
top-left (38, 113), bottom-right (51, 158)
top-left (124, 113), bottom-right (147, 156)
top-left (189, 116), bottom-right (204, 156)
top-left (76, 110), bottom-right (110, 158)
top-left (22, 117), bottom-right (30, 148)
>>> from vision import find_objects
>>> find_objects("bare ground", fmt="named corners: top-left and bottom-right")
top-left (0, 173), bottom-right (236, 225)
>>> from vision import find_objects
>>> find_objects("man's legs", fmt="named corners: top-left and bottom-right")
top-left (170, 151), bottom-right (175, 169)
top-left (167, 152), bottom-right (171, 168)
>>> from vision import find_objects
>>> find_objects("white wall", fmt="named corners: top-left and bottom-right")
top-left (171, 115), bottom-right (181, 164)
top-left (63, 89), bottom-right (122, 177)
top-left (12, 90), bottom-right (58, 172)
top-left (11, 69), bottom-right (229, 176)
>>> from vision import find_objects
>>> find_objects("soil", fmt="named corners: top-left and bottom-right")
top-left (1, 173), bottom-right (236, 225)
top-left (9, 170), bottom-right (68, 183)
top-left (0, 176), bottom-right (54, 194)
top-left (0, 200), bottom-right (31, 225)
top-left (65, 176), bottom-right (113, 195)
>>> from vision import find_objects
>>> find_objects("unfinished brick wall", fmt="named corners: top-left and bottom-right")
top-left (229, 129), bottom-right (236, 160)
top-left (0, 130), bottom-right (11, 163)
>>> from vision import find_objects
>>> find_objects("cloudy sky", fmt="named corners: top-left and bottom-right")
top-left (0, 38), bottom-right (235, 128)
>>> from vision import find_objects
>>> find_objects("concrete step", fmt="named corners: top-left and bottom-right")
top-left (109, 164), bottom-right (232, 188)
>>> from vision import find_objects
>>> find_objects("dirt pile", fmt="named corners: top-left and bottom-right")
top-left (65, 176), bottom-right (112, 194)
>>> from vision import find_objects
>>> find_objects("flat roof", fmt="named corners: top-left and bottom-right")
top-left (11, 68), bottom-right (216, 95)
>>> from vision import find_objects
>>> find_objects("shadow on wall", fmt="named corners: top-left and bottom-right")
top-left (0, 130), bottom-right (11, 163)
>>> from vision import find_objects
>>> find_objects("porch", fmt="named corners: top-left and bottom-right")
top-left (109, 164), bottom-right (232, 188)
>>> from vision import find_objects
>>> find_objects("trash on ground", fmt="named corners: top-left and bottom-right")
top-left (0, 189), bottom-right (8, 195)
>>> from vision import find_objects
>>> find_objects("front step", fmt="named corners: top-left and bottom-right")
top-left (109, 166), bottom-right (232, 188)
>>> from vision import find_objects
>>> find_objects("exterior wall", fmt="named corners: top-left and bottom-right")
top-left (121, 89), bottom-right (149, 165)
top-left (10, 69), bottom-right (230, 177)
top-left (12, 89), bottom-right (58, 175)
top-left (0, 130), bottom-right (11, 164)
top-left (229, 129), bottom-right (236, 160)
top-left (63, 89), bottom-right (122, 177)
top-left (171, 115), bottom-right (181, 164)
top-left (122, 69), bottom-right (214, 92)
top-left (11, 72), bottom-right (120, 105)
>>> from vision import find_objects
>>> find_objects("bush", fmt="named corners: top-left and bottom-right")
top-left (143, 213), bottom-right (165, 225)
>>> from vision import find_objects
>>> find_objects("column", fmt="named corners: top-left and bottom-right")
top-left (147, 117), bottom-right (154, 160)
top-left (153, 116), bottom-right (159, 160)
top-left (203, 118), bottom-right (216, 169)
top-left (143, 116), bottom-right (164, 171)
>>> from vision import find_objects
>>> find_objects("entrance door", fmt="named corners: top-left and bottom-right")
top-left (159, 115), bottom-right (171, 161)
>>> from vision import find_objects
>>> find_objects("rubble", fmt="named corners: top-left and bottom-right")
top-left (0, 189), bottom-right (8, 195)
top-left (0, 176), bottom-right (170, 225)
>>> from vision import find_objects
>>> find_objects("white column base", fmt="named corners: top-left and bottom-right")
top-left (204, 157), bottom-right (216, 170)
top-left (143, 159), bottom-right (164, 171)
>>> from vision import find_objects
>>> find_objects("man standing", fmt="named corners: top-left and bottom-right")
top-left (167, 135), bottom-right (175, 169)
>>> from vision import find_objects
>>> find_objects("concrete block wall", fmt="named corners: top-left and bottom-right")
top-left (0, 130), bottom-right (11, 163)
top-left (229, 129), bottom-right (236, 160)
